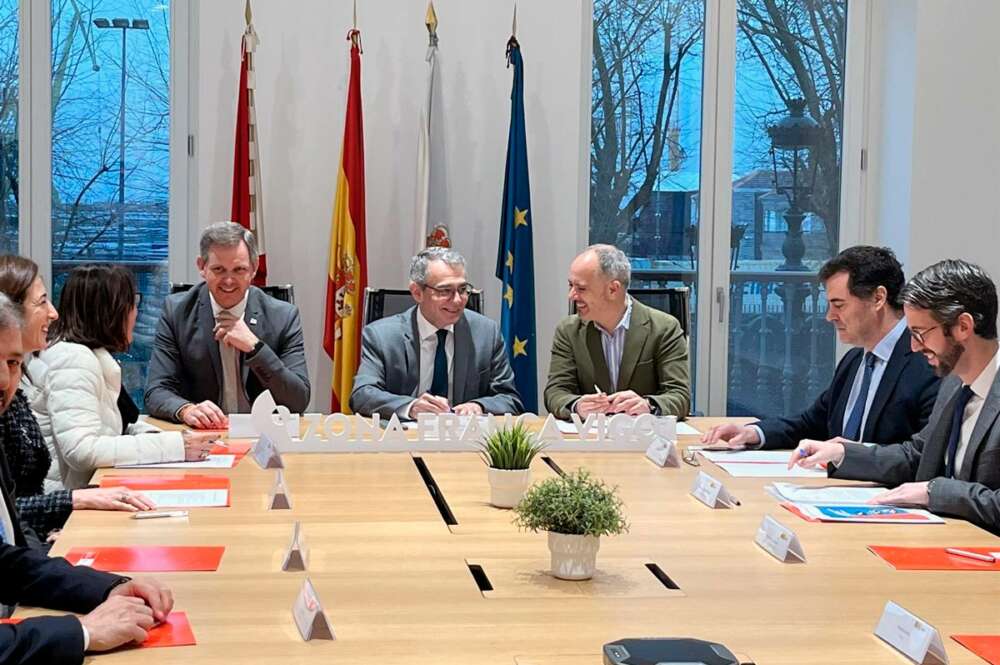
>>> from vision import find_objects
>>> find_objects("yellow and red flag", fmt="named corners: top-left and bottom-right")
top-left (231, 0), bottom-right (267, 286)
top-left (324, 29), bottom-right (368, 413)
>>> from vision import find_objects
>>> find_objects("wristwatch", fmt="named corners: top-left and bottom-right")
top-left (927, 477), bottom-right (938, 503)
top-left (247, 339), bottom-right (265, 358)
top-left (647, 399), bottom-right (661, 416)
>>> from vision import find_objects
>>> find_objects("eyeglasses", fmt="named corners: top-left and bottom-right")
top-left (910, 325), bottom-right (939, 346)
top-left (681, 448), bottom-right (701, 467)
top-left (423, 283), bottom-right (474, 299)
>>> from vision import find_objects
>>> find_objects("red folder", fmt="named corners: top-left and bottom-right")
top-left (953, 635), bottom-right (1000, 664)
top-left (869, 545), bottom-right (1000, 570)
top-left (213, 438), bottom-right (253, 463)
top-left (99, 474), bottom-right (231, 491)
top-left (65, 546), bottom-right (225, 572)
top-left (1, 612), bottom-right (196, 648)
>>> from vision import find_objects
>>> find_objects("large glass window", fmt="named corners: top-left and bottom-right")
top-left (50, 0), bottom-right (171, 406)
top-left (726, 0), bottom-right (846, 416)
top-left (590, 0), bottom-right (705, 405)
top-left (0, 0), bottom-right (16, 253)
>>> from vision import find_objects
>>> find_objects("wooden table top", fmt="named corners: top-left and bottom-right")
top-left (24, 417), bottom-right (1000, 664)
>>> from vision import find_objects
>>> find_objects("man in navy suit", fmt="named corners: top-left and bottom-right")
top-left (703, 246), bottom-right (939, 449)
top-left (0, 292), bottom-right (174, 664)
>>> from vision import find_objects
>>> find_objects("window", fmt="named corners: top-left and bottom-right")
top-left (50, 0), bottom-right (171, 406)
top-left (0, 1), bottom-right (15, 253)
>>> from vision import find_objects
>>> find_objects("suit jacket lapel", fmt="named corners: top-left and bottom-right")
top-left (585, 324), bottom-right (612, 392)
top-left (830, 349), bottom-right (862, 436)
top-left (616, 302), bottom-right (651, 392)
top-left (862, 332), bottom-right (911, 440)
top-left (405, 308), bottom-right (420, 397)
top-left (960, 370), bottom-right (1000, 479)
top-left (198, 285), bottom-right (224, 403)
top-left (452, 315), bottom-right (472, 404)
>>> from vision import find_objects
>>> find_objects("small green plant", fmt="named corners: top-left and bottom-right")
top-left (476, 423), bottom-right (546, 470)
top-left (513, 469), bottom-right (629, 537)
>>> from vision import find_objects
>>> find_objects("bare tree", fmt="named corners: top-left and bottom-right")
top-left (591, 0), bottom-right (703, 245)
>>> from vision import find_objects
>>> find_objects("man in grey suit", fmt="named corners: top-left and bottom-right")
top-left (145, 222), bottom-right (310, 427)
top-left (791, 259), bottom-right (1000, 534)
top-left (350, 247), bottom-right (523, 419)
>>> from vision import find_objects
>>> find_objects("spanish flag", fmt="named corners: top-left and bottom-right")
top-left (324, 29), bottom-right (368, 413)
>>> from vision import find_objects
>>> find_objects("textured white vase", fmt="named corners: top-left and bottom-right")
top-left (547, 532), bottom-right (601, 580)
top-left (487, 468), bottom-right (531, 508)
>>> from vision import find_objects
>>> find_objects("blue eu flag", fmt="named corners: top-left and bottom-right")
top-left (495, 38), bottom-right (537, 412)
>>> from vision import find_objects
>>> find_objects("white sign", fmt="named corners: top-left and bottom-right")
top-left (251, 433), bottom-right (284, 469)
top-left (292, 578), bottom-right (334, 641)
top-left (689, 471), bottom-right (738, 508)
top-left (874, 601), bottom-right (949, 664)
top-left (282, 521), bottom-right (309, 572)
top-left (229, 412), bottom-right (300, 438)
top-left (644, 436), bottom-right (679, 467)
top-left (268, 469), bottom-right (291, 510)
top-left (754, 515), bottom-right (806, 563)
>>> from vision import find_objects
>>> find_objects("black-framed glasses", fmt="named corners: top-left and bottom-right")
top-left (423, 282), bottom-right (474, 299)
top-left (910, 325), bottom-right (939, 346)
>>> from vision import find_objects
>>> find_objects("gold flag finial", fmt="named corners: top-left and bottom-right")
top-left (244, 0), bottom-right (252, 25)
top-left (425, 2), bottom-right (438, 34)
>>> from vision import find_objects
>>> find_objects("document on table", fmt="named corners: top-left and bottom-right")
top-left (766, 482), bottom-right (887, 504)
top-left (116, 454), bottom-right (237, 469)
top-left (713, 462), bottom-right (826, 478)
top-left (140, 489), bottom-right (229, 508)
top-left (699, 449), bottom-right (793, 464)
top-left (784, 503), bottom-right (944, 524)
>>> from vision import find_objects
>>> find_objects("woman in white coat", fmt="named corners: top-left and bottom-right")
top-left (37, 265), bottom-right (216, 490)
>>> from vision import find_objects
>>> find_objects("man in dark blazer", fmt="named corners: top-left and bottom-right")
top-left (145, 222), bottom-right (310, 428)
top-left (350, 248), bottom-right (523, 419)
top-left (703, 246), bottom-right (939, 449)
top-left (793, 260), bottom-right (1000, 534)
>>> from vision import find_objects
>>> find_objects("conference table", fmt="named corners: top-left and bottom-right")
top-left (28, 417), bottom-right (1000, 664)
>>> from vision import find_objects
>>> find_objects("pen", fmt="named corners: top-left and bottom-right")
top-left (132, 510), bottom-right (189, 520)
top-left (593, 384), bottom-right (604, 395)
top-left (945, 548), bottom-right (995, 563)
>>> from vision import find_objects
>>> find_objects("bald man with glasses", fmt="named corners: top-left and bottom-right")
top-left (350, 248), bottom-right (524, 419)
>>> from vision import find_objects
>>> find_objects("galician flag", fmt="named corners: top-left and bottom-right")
top-left (230, 0), bottom-right (267, 286)
top-left (415, 2), bottom-right (450, 251)
top-left (495, 36), bottom-right (537, 412)
top-left (323, 29), bottom-right (368, 413)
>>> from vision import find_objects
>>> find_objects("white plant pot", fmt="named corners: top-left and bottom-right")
top-left (547, 532), bottom-right (601, 580)
top-left (487, 467), bottom-right (532, 508)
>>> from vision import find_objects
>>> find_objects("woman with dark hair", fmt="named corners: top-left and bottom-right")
top-left (0, 256), bottom-right (165, 539)
top-left (35, 264), bottom-right (216, 490)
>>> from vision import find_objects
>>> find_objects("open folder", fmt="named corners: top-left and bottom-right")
top-left (953, 635), bottom-right (1000, 664)
top-left (65, 546), bottom-right (225, 572)
top-left (870, 545), bottom-right (1000, 570)
top-left (99, 474), bottom-right (231, 507)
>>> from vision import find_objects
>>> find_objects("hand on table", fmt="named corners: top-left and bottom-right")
top-left (701, 423), bottom-right (760, 449)
top-left (867, 482), bottom-right (930, 508)
top-left (178, 401), bottom-right (228, 430)
top-left (72, 486), bottom-right (156, 512)
top-left (575, 393), bottom-right (611, 418)
top-left (182, 430), bottom-right (219, 461)
top-left (607, 390), bottom-right (650, 416)
top-left (788, 438), bottom-right (846, 469)
top-left (453, 402), bottom-right (483, 416)
top-left (409, 393), bottom-right (451, 416)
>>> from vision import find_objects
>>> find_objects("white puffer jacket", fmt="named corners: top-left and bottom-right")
top-left (34, 341), bottom-right (185, 490)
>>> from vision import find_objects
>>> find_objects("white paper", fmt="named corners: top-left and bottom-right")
top-left (766, 482), bottom-right (887, 504)
top-left (714, 462), bottom-right (826, 478)
top-left (874, 601), bottom-right (949, 664)
top-left (699, 449), bottom-right (795, 464)
top-left (140, 489), bottom-right (229, 508)
top-left (676, 421), bottom-right (701, 435)
top-left (116, 454), bottom-right (236, 470)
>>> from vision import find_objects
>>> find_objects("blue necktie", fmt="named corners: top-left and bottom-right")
top-left (430, 329), bottom-right (449, 398)
top-left (843, 352), bottom-right (877, 441)
top-left (945, 385), bottom-right (975, 478)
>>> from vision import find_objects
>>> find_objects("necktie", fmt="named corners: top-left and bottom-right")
top-left (945, 385), bottom-right (976, 478)
top-left (430, 329), bottom-right (449, 398)
top-left (843, 352), bottom-right (877, 441)
top-left (218, 310), bottom-right (242, 413)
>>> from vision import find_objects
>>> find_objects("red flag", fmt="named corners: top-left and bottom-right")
top-left (323, 30), bottom-right (368, 413)
top-left (231, 1), bottom-right (267, 286)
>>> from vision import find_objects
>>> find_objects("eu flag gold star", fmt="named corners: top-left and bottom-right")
top-left (514, 207), bottom-right (528, 227)
top-left (505, 251), bottom-right (514, 271)
top-left (512, 336), bottom-right (528, 357)
top-left (503, 284), bottom-right (514, 307)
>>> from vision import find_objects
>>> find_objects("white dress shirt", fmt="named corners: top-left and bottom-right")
top-left (951, 348), bottom-right (1000, 473)
top-left (210, 291), bottom-right (250, 413)
top-left (597, 297), bottom-right (633, 390)
top-left (402, 309), bottom-right (455, 417)
top-left (840, 317), bottom-right (909, 438)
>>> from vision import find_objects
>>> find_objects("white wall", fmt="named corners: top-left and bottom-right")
top-left (193, 1), bottom-right (590, 411)
top-left (866, 0), bottom-right (1000, 279)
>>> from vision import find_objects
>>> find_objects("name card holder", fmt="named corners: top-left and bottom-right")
top-left (292, 578), bottom-right (335, 641)
top-left (645, 436), bottom-right (679, 467)
top-left (252, 432), bottom-right (284, 469)
top-left (282, 521), bottom-right (309, 572)
top-left (874, 601), bottom-right (949, 664)
top-left (268, 469), bottom-right (292, 510)
top-left (754, 515), bottom-right (806, 563)
top-left (690, 471), bottom-right (738, 508)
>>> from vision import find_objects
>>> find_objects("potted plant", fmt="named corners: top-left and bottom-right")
top-left (512, 469), bottom-right (628, 580)
top-left (476, 423), bottom-right (546, 509)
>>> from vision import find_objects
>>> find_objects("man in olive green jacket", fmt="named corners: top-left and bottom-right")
top-left (544, 245), bottom-right (691, 419)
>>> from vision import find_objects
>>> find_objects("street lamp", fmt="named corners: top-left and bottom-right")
top-left (92, 17), bottom-right (149, 260)
top-left (767, 98), bottom-right (820, 272)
